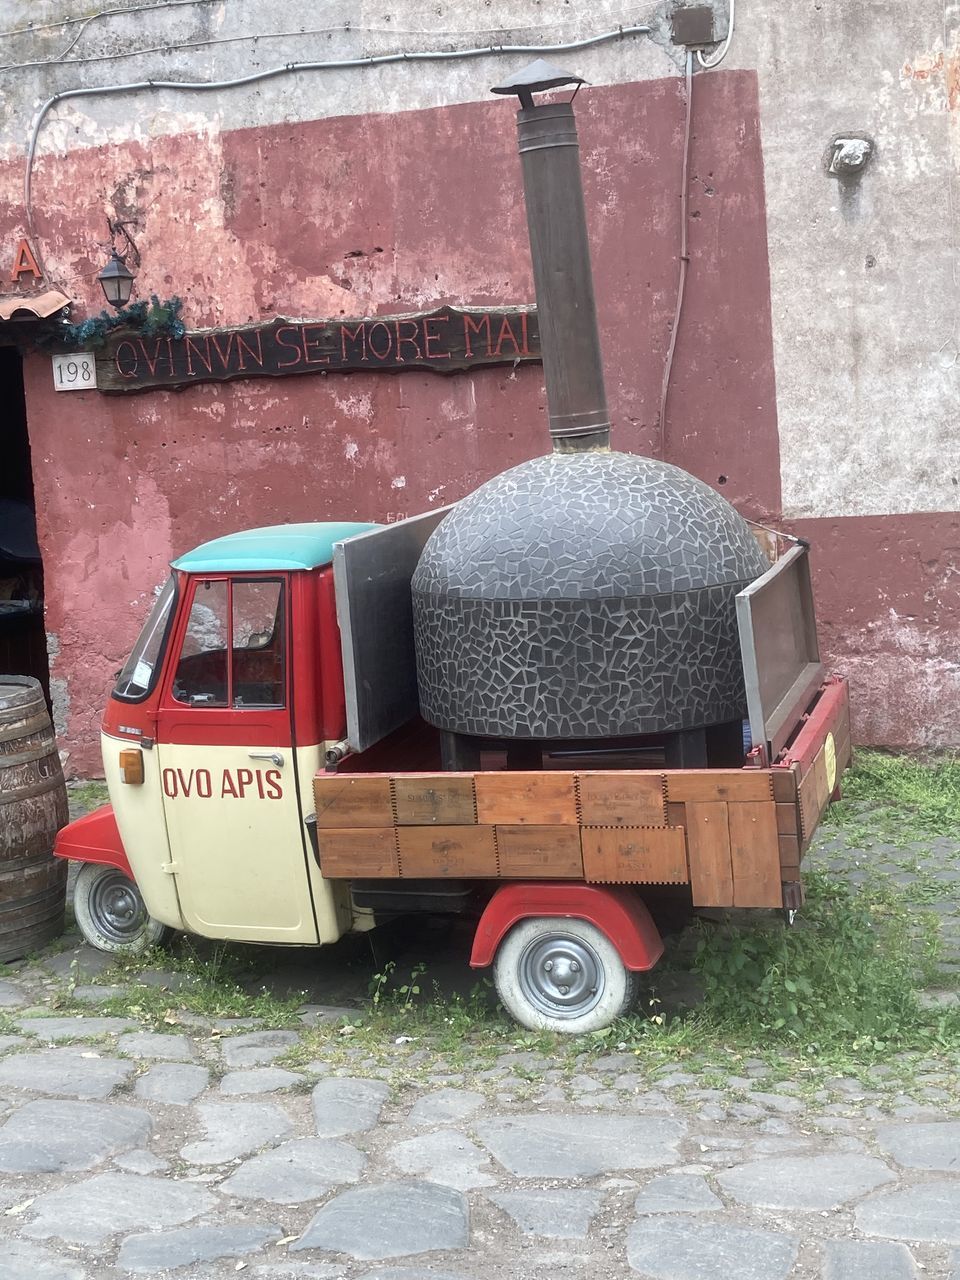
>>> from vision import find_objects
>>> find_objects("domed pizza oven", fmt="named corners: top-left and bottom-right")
top-left (412, 61), bottom-right (768, 764)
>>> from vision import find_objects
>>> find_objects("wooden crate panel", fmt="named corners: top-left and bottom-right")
top-left (729, 802), bottom-right (782, 908)
top-left (317, 827), bottom-right (398, 878)
top-left (496, 825), bottom-right (583, 878)
top-left (798, 745), bottom-right (831, 848)
top-left (686, 801), bottom-right (733, 907)
top-left (391, 775), bottom-right (476, 826)
top-left (577, 772), bottom-right (666, 827)
top-left (776, 802), bottom-right (799, 835)
top-left (778, 832), bottom-right (800, 870)
top-left (397, 826), bottom-right (498, 878)
top-left (813, 744), bottom-right (832, 810)
top-left (798, 774), bottom-right (819, 849)
top-left (581, 826), bottom-right (688, 884)
top-left (665, 770), bottom-right (773, 804)
top-left (667, 801), bottom-right (686, 828)
top-left (475, 772), bottom-right (578, 826)
top-left (836, 694), bottom-right (851, 743)
top-left (771, 768), bottom-right (798, 802)
top-left (314, 776), bottom-right (393, 828)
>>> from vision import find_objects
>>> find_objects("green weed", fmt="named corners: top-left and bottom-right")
top-left (689, 869), bottom-right (955, 1055)
top-left (67, 781), bottom-right (110, 813)
top-left (368, 960), bottom-right (427, 1012)
top-left (826, 749), bottom-right (960, 840)
top-left (56, 941), bottom-right (304, 1029)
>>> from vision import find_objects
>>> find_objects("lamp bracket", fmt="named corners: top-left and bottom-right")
top-left (106, 216), bottom-right (141, 269)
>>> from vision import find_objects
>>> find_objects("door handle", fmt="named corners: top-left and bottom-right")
top-left (248, 751), bottom-right (284, 767)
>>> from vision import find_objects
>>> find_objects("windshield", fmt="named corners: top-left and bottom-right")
top-left (112, 575), bottom-right (178, 702)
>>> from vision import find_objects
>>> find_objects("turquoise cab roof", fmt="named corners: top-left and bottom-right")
top-left (172, 522), bottom-right (379, 573)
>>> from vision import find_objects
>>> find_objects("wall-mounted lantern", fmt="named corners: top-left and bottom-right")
top-left (97, 250), bottom-right (136, 309)
top-left (97, 217), bottom-right (140, 309)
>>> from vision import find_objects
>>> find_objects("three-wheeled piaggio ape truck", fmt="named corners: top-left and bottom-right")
top-left (54, 62), bottom-right (851, 1032)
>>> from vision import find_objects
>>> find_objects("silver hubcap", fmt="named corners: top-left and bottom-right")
top-left (89, 871), bottom-right (147, 944)
top-left (518, 933), bottom-right (605, 1019)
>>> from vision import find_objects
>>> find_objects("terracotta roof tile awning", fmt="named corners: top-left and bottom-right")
top-left (0, 290), bottom-right (71, 321)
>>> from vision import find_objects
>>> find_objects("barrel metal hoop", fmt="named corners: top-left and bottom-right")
top-left (0, 745), bottom-right (59, 769)
top-left (0, 713), bottom-right (52, 744)
top-left (0, 851), bottom-right (58, 873)
top-left (0, 886), bottom-right (64, 914)
top-left (0, 773), bottom-right (65, 804)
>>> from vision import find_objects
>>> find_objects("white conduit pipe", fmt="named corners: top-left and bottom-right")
top-left (697, 0), bottom-right (735, 68)
top-left (24, 22), bottom-right (653, 228)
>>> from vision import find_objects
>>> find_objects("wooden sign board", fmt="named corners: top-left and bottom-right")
top-left (96, 304), bottom-right (540, 394)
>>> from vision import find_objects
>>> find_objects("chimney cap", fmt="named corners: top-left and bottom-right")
top-left (491, 58), bottom-right (585, 100)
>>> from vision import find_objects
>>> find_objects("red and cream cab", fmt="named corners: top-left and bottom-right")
top-left (58, 522), bottom-right (378, 953)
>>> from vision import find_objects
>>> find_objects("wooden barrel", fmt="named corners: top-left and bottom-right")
top-left (0, 676), bottom-right (68, 961)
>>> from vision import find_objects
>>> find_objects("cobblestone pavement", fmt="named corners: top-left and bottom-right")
top-left (0, 813), bottom-right (958, 1279)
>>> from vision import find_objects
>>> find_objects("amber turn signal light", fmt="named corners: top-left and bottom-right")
top-left (119, 748), bottom-right (144, 785)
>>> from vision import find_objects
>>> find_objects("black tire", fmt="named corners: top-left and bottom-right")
top-left (492, 916), bottom-right (637, 1034)
top-left (73, 862), bottom-right (172, 955)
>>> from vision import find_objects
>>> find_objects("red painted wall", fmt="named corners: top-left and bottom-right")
top-left (790, 514), bottom-right (960, 750)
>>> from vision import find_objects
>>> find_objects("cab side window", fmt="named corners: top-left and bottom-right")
top-left (172, 578), bottom-right (285, 709)
top-left (173, 580), bottom-right (229, 706)
top-left (232, 580), bottom-right (284, 708)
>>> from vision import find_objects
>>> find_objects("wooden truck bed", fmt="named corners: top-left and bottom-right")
top-left (312, 678), bottom-right (850, 911)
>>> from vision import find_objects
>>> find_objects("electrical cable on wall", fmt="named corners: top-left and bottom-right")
top-left (697, 0), bottom-right (735, 68)
top-left (0, 0), bottom-right (216, 42)
top-left (5, 20), bottom-right (643, 73)
top-left (658, 48), bottom-right (694, 457)
top-left (23, 20), bottom-right (654, 273)
top-left (0, 1), bottom-right (646, 43)
top-left (1, 5), bottom-right (660, 71)
top-left (659, 0), bottom-right (737, 456)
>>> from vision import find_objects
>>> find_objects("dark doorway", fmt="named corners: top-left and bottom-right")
top-left (0, 347), bottom-right (49, 705)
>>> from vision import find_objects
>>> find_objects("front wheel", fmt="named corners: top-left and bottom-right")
top-left (73, 863), bottom-right (172, 955)
top-left (492, 916), bottom-right (638, 1034)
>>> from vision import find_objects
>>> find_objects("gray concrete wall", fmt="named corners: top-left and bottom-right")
top-left (732, 1), bottom-right (959, 519)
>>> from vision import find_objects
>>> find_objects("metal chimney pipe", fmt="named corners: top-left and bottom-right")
top-left (493, 61), bottom-right (611, 452)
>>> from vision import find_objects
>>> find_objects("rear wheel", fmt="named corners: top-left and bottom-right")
top-left (73, 862), bottom-right (172, 955)
top-left (492, 916), bottom-right (637, 1034)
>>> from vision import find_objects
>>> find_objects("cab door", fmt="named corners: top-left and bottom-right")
top-left (156, 574), bottom-right (318, 942)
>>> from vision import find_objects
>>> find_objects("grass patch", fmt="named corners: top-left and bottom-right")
top-left (688, 869), bottom-right (950, 1054)
top-left (279, 972), bottom-right (521, 1076)
top-left (54, 941), bottom-right (305, 1029)
top-left (277, 867), bottom-right (958, 1089)
top-left (67, 780), bottom-right (110, 813)
top-left (826, 749), bottom-right (960, 842)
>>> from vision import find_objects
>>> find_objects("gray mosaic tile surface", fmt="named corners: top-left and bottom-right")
top-left (412, 450), bottom-right (767, 738)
